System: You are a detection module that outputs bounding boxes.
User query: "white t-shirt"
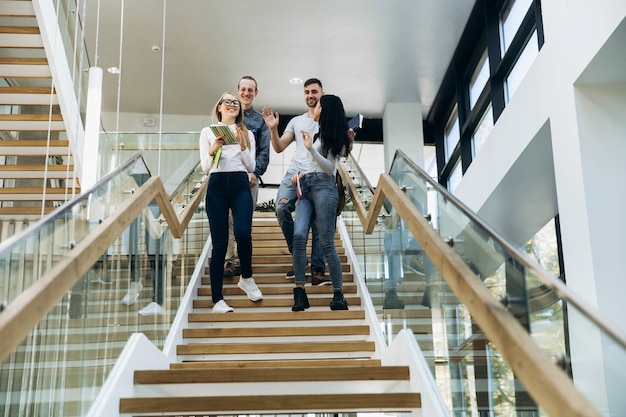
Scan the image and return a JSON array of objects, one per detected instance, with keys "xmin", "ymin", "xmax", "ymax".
[{"xmin": 284, "ymin": 112, "xmax": 319, "ymax": 173}]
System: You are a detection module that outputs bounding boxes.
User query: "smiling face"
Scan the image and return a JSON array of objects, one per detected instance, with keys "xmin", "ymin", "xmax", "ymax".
[
  {"xmin": 304, "ymin": 82, "xmax": 323, "ymax": 110},
  {"xmin": 237, "ymin": 78, "xmax": 257, "ymax": 110},
  {"xmin": 216, "ymin": 93, "xmax": 241, "ymax": 123}
]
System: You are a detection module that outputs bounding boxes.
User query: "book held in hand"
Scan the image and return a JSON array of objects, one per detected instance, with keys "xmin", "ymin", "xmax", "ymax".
[
  {"xmin": 209, "ymin": 124, "xmax": 237, "ymax": 167},
  {"xmin": 348, "ymin": 114, "xmax": 363, "ymax": 131},
  {"xmin": 210, "ymin": 124, "xmax": 238, "ymax": 144}
]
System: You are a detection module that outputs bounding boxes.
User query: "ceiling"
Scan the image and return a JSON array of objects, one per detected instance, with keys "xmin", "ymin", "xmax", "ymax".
[{"xmin": 84, "ymin": 0, "xmax": 475, "ymax": 120}]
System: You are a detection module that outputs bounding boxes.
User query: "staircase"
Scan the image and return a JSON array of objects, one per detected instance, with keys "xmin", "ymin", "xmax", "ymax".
[
  {"xmin": 118, "ymin": 212, "xmax": 423, "ymax": 415},
  {"xmin": 0, "ymin": 0, "xmax": 78, "ymax": 217}
]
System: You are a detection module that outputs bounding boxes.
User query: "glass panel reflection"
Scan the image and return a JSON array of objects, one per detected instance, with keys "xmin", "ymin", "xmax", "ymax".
[
  {"xmin": 341, "ymin": 151, "xmax": 626, "ymax": 416},
  {"xmin": 0, "ymin": 156, "xmax": 208, "ymax": 416}
]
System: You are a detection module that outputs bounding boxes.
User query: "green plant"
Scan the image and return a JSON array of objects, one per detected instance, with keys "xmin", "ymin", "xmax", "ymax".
[{"xmin": 255, "ymin": 199, "xmax": 276, "ymax": 212}]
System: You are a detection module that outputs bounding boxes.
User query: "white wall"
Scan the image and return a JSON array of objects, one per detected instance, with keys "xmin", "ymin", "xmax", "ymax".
[{"xmin": 453, "ymin": 1, "xmax": 626, "ymax": 414}]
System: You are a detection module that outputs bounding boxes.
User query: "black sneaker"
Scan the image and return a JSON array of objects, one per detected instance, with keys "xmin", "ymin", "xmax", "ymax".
[{"xmin": 330, "ymin": 291, "xmax": 349, "ymax": 310}]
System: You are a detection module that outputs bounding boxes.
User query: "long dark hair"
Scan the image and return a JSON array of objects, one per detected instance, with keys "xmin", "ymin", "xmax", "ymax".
[{"xmin": 316, "ymin": 94, "xmax": 350, "ymax": 158}]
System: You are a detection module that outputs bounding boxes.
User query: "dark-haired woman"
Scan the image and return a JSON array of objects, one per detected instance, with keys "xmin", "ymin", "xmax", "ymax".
[
  {"xmin": 199, "ymin": 92, "xmax": 263, "ymax": 313},
  {"xmin": 291, "ymin": 94, "xmax": 352, "ymax": 311}
]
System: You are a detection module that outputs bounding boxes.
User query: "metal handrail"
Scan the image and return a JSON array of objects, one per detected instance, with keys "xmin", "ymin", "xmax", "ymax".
[{"xmin": 391, "ymin": 149, "xmax": 626, "ymax": 350}]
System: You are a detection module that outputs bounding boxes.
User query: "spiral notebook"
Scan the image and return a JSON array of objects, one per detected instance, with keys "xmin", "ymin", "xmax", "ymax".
[{"xmin": 209, "ymin": 124, "xmax": 237, "ymax": 167}]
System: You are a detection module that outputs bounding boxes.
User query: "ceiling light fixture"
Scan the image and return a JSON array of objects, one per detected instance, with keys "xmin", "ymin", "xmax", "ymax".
[
  {"xmin": 151, "ymin": 45, "xmax": 161, "ymax": 52},
  {"xmin": 289, "ymin": 77, "xmax": 303, "ymax": 85},
  {"xmin": 107, "ymin": 66, "xmax": 120, "ymax": 74}
]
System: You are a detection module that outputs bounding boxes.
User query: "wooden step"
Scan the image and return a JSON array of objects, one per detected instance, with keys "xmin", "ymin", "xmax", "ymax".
[
  {"xmin": 192, "ymin": 296, "xmax": 361, "ymax": 309},
  {"xmin": 0, "ymin": 1, "xmax": 36, "ymax": 17},
  {"xmin": 0, "ymin": 86, "xmax": 58, "ymax": 105},
  {"xmin": 0, "ymin": 28, "xmax": 43, "ymax": 48},
  {"xmin": 252, "ymin": 253, "xmax": 348, "ymax": 263},
  {"xmin": 188, "ymin": 310, "xmax": 366, "ymax": 323},
  {"xmin": 177, "ymin": 340, "xmax": 375, "ymax": 356},
  {"xmin": 182, "ymin": 324, "xmax": 370, "ymax": 339},
  {"xmin": 135, "ymin": 365, "xmax": 409, "ymax": 384},
  {"xmin": 0, "ymin": 164, "xmax": 73, "ymax": 179},
  {"xmin": 0, "ymin": 139, "xmax": 69, "ymax": 155},
  {"xmin": 0, "ymin": 113, "xmax": 64, "ymax": 130},
  {"xmin": 120, "ymin": 392, "xmax": 421, "ymax": 415},
  {"xmin": 0, "ymin": 187, "xmax": 79, "ymax": 201},
  {"xmin": 171, "ymin": 358, "xmax": 382, "ymax": 369},
  {"xmin": 0, "ymin": 59, "xmax": 50, "ymax": 77},
  {"xmin": 200, "ymin": 284, "xmax": 357, "ymax": 297},
  {"xmin": 0, "ymin": 206, "xmax": 56, "ymax": 215}
]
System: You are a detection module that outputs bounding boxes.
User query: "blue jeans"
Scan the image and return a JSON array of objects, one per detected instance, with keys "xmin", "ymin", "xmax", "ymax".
[
  {"xmin": 206, "ymin": 172, "xmax": 253, "ymax": 303},
  {"xmin": 275, "ymin": 170, "xmax": 324, "ymax": 272},
  {"xmin": 293, "ymin": 172, "xmax": 342, "ymax": 290}
]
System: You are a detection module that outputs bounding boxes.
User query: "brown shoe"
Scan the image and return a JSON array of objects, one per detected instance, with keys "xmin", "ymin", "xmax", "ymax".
[{"xmin": 311, "ymin": 271, "xmax": 331, "ymax": 286}]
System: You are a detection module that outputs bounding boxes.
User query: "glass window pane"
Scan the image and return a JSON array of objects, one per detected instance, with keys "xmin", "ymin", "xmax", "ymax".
[
  {"xmin": 448, "ymin": 159, "xmax": 463, "ymax": 192},
  {"xmin": 444, "ymin": 106, "xmax": 460, "ymax": 161},
  {"xmin": 500, "ymin": 0, "xmax": 534, "ymax": 55},
  {"xmin": 469, "ymin": 50, "xmax": 489, "ymax": 110},
  {"xmin": 505, "ymin": 30, "xmax": 539, "ymax": 102},
  {"xmin": 472, "ymin": 104, "xmax": 494, "ymax": 157}
]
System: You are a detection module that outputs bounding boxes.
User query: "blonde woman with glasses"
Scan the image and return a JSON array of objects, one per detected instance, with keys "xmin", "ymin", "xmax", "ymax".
[{"xmin": 199, "ymin": 92, "xmax": 263, "ymax": 313}]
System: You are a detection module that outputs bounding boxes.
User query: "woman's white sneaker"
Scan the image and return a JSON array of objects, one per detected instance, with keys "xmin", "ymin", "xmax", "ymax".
[
  {"xmin": 212, "ymin": 299, "xmax": 234, "ymax": 313},
  {"xmin": 238, "ymin": 277, "xmax": 263, "ymax": 301}
]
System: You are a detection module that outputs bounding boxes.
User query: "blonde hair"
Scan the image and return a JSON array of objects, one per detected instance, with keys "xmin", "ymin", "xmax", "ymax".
[{"xmin": 213, "ymin": 92, "xmax": 251, "ymax": 150}]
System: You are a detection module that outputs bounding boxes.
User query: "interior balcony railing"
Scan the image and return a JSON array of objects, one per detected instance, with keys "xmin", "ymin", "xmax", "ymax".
[
  {"xmin": 338, "ymin": 149, "xmax": 626, "ymax": 417},
  {"xmin": 0, "ymin": 153, "xmax": 209, "ymax": 416},
  {"xmin": 1, "ymin": 146, "xmax": 625, "ymax": 416}
]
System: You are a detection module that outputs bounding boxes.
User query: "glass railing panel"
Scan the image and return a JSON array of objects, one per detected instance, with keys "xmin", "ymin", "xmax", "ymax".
[
  {"xmin": 384, "ymin": 150, "xmax": 626, "ymax": 416},
  {"xmin": 0, "ymin": 156, "xmax": 209, "ymax": 416},
  {"xmin": 343, "ymin": 155, "xmax": 374, "ymax": 210},
  {"xmin": 99, "ymin": 132, "xmax": 200, "ymax": 193},
  {"xmin": 0, "ymin": 156, "xmax": 146, "ymax": 307}
]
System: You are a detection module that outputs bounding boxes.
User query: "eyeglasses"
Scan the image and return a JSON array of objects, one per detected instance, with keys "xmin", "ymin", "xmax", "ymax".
[{"xmin": 221, "ymin": 99, "xmax": 240, "ymax": 107}]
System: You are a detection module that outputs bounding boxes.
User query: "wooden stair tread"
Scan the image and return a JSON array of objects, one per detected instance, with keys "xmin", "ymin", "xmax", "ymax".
[
  {"xmin": 0, "ymin": 86, "xmax": 55, "ymax": 94},
  {"xmin": 0, "ymin": 1, "xmax": 35, "ymax": 17},
  {"xmin": 189, "ymin": 310, "xmax": 365, "ymax": 322},
  {"xmin": 135, "ymin": 365, "xmax": 409, "ymax": 384},
  {"xmin": 177, "ymin": 340, "xmax": 375, "ymax": 355},
  {"xmin": 0, "ymin": 26, "xmax": 40, "ymax": 34},
  {"xmin": 171, "ymin": 358, "xmax": 382, "ymax": 369},
  {"xmin": 0, "ymin": 206, "xmax": 55, "ymax": 215},
  {"xmin": 0, "ymin": 187, "xmax": 79, "ymax": 194},
  {"xmin": 199, "ymin": 284, "xmax": 356, "ymax": 296},
  {"xmin": 0, "ymin": 139, "xmax": 67, "ymax": 146},
  {"xmin": 120, "ymin": 393, "xmax": 421, "ymax": 414},
  {"xmin": 0, "ymin": 113, "xmax": 62, "ymax": 121},
  {"xmin": 0, "ymin": 57, "xmax": 46, "ymax": 65},
  {"xmin": 0, "ymin": 164, "xmax": 72, "ymax": 171},
  {"xmin": 192, "ymin": 296, "xmax": 361, "ymax": 308},
  {"xmin": 182, "ymin": 324, "xmax": 370, "ymax": 338}
]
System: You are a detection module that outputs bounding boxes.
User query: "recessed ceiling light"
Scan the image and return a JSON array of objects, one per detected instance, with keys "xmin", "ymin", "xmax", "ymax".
[
  {"xmin": 107, "ymin": 67, "xmax": 120, "ymax": 74},
  {"xmin": 289, "ymin": 77, "xmax": 303, "ymax": 85}
]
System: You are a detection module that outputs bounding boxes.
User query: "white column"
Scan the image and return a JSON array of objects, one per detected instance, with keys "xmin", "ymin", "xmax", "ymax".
[
  {"xmin": 82, "ymin": 67, "xmax": 103, "ymax": 190},
  {"xmin": 382, "ymin": 103, "xmax": 424, "ymax": 172}
]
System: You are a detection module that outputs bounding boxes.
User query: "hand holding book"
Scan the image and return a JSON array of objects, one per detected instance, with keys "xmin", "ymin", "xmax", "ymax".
[{"xmin": 209, "ymin": 124, "xmax": 237, "ymax": 167}]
